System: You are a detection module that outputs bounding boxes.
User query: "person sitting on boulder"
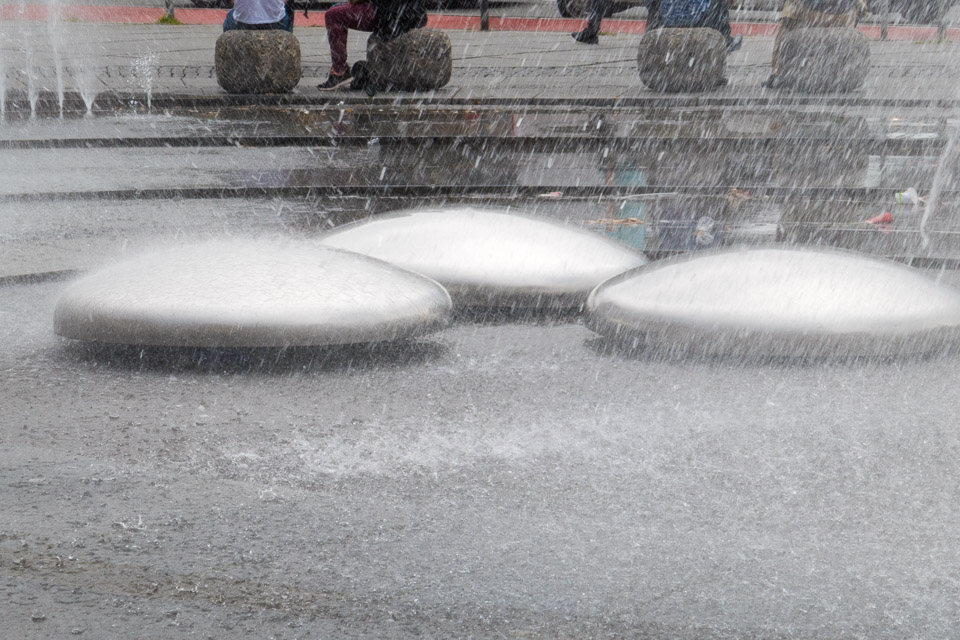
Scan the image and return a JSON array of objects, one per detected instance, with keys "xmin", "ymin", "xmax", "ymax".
[
  {"xmin": 763, "ymin": 0, "xmax": 864, "ymax": 89},
  {"xmin": 223, "ymin": 0, "xmax": 294, "ymax": 32},
  {"xmin": 319, "ymin": 0, "xmax": 428, "ymax": 90},
  {"xmin": 573, "ymin": 0, "xmax": 742, "ymax": 53}
]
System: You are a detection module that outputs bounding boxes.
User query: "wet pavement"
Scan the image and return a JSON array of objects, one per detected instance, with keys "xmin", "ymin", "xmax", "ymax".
[{"xmin": 6, "ymin": 274, "xmax": 960, "ymax": 638}]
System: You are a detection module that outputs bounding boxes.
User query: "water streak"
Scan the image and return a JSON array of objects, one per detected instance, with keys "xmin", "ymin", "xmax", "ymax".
[
  {"xmin": 921, "ymin": 129, "xmax": 957, "ymax": 251},
  {"xmin": 0, "ymin": 37, "xmax": 6, "ymax": 119},
  {"xmin": 19, "ymin": 0, "xmax": 38, "ymax": 117},
  {"xmin": 45, "ymin": 0, "xmax": 65, "ymax": 117}
]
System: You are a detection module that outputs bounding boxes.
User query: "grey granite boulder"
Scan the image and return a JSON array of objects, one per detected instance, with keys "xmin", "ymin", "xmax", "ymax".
[
  {"xmin": 367, "ymin": 28, "xmax": 453, "ymax": 92},
  {"xmin": 777, "ymin": 28, "xmax": 870, "ymax": 93},
  {"xmin": 637, "ymin": 28, "xmax": 726, "ymax": 93},
  {"xmin": 215, "ymin": 30, "xmax": 301, "ymax": 94}
]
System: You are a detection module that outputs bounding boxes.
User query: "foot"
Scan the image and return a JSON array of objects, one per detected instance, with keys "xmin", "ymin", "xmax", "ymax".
[
  {"xmin": 762, "ymin": 74, "xmax": 784, "ymax": 89},
  {"xmin": 318, "ymin": 70, "xmax": 352, "ymax": 91},
  {"xmin": 726, "ymin": 34, "xmax": 742, "ymax": 54},
  {"xmin": 572, "ymin": 30, "xmax": 599, "ymax": 44},
  {"xmin": 716, "ymin": 76, "xmax": 729, "ymax": 86}
]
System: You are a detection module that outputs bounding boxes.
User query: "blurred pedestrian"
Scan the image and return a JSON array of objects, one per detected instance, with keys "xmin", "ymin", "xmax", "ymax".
[
  {"xmin": 763, "ymin": 0, "xmax": 860, "ymax": 88},
  {"xmin": 571, "ymin": 0, "xmax": 620, "ymax": 44},
  {"xmin": 223, "ymin": 0, "xmax": 295, "ymax": 32},
  {"xmin": 575, "ymin": 0, "xmax": 741, "ymax": 52}
]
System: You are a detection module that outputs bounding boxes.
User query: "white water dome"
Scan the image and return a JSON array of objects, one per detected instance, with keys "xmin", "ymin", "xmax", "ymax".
[
  {"xmin": 317, "ymin": 207, "xmax": 647, "ymax": 309},
  {"xmin": 54, "ymin": 239, "xmax": 452, "ymax": 347},
  {"xmin": 587, "ymin": 248, "xmax": 960, "ymax": 358}
]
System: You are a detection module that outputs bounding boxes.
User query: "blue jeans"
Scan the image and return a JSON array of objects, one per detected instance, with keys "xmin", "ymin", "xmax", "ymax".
[{"xmin": 223, "ymin": 7, "xmax": 294, "ymax": 32}]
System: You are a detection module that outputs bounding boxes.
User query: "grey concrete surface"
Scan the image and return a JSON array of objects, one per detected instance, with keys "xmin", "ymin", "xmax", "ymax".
[{"xmin": 4, "ymin": 20, "xmax": 960, "ymax": 105}]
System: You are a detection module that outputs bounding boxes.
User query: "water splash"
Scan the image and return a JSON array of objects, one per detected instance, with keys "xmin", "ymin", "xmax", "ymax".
[
  {"xmin": 921, "ymin": 129, "xmax": 957, "ymax": 251},
  {"xmin": 75, "ymin": 61, "xmax": 98, "ymax": 116},
  {"xmin": 0, "ymin": 36, "xmax": 6, "ymax": 119},
  {"xmin": 18, "ymin": 0, "xmax": 38, "ymax": 117},
  {"xmin": 45, "ymin": 0, "xmax": 65, "ymax": 117},
  {"xmin": 133, "ymin": 53, "xmax": 156, "ymax": 112}
]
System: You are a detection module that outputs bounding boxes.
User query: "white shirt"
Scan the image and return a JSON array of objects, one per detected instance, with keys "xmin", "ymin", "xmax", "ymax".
[{"xmin": 233, "ymin": 0, "xmax": 286, "ymax": 24}]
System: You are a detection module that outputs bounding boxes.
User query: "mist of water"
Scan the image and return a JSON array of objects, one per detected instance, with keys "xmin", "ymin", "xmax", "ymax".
[
  {"xmin": 133, "ymin": 53, "xmax": 156, "ymax": 112},
  {"xmin": 0, "ymin": 37, "xmax": 6, "ymax": 119},
  {"xmin": 75, "ymin": 61, "xmax": 97, "ymax": 116},
  {"xmin": 18, "ymin": 0, "xmax": 38, "ymax": 118},
  {"xmin": 921, "ymin": 129, "xmax": 957, "ymax": 251},
  {"xmin": 45, "ymin": 0, "xmax": 65, "ymax": 117}
]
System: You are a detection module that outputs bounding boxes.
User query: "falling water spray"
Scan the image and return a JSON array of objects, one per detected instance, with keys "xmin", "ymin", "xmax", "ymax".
[
  {"xmin": 0, "ymin": 36, "xmax": 6, "ymax": 119},
  {"xmin": 921, "ymin": 129, "xmax": 956, "ymax": 251},
  {"xmin": 45, "ymin": 0, "xmax": 65, "ymax": 117}
]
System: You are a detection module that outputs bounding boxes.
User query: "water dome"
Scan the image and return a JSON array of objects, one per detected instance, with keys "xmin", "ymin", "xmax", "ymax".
[
  {"xmin": 587, "ymin": 248, "xmax": 960, "ymax": 358},
  {"xmin": 54, "ymin": 239, "xmax": 452, "ymax": 347},
  {"xmin": 317, "ymin": 207, "xmax": 647, "ymax": 309}
]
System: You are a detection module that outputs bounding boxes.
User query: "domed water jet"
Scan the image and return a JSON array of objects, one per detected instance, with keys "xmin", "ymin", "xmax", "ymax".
[
  {"xmin": 318, "ymin": 207, "xmax": 648, "ymax": 310},
  {"xmin": 587, "ymin": 248, "xmax": 960, "ymax": 358},
  {"xmin": 54, "ymin": 239, "xmax": 452, "ymax": 347}
]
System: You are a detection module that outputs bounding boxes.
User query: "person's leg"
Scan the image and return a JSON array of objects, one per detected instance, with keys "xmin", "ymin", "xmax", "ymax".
[
  {"xmin": 324, "ymin": 2, "xmax": 378, "ymax": 76},
  {"xmin": 697, "ymin": 0, "xmax": 731, "ymax": 41},
  {"xmin": 645, "ymin": 0, "xmax": 661, "ymax": 31},
  {"xmin": 767, "ymin": 1, "xmax": 802, "ymax": 84},
  {"xmin": 770, "ymin": 7, "xmax": 854, "ymax": 78},
  {"xmin": 717, "ymin": 0, "xmax": 742, "ymax": 52},
  {"xmin": 572, "ymin": 0, "xmax": 608, "ymax": 43},
  {"xmin": 280, "ymin": 6, "xmax": 294, "ymax": 32},
  {"xmin": 223, "ymin": 8, "xmax": 240, "ymax": 32}
]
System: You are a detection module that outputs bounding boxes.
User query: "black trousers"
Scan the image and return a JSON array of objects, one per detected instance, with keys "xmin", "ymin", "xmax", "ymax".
[{"xmin": 584, "ymin": 0, "xmax": 731, "ymax": 42}]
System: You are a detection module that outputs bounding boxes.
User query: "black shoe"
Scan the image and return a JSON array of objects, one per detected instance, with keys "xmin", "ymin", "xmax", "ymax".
[
  {"xmin": 318, "ymin": 71, "xmax": 352, "ymax": 91},
  {"xmin": 572, "ymin": 30, "xmax": 599, "ymax": 44},
  {"xmin": 348, "ymin": 60, "xmax": 369, "ymax": 91},
  {"xmin": 762, "ymin": 74, "xmax": 784, "ymax": 89},
  {"xmin": 726, "ymin": 34, "xmax": 742, "ymax": 54},
  {"xmin": 716, "ymin": 76, "xmax": 729, "ymax": 86}
]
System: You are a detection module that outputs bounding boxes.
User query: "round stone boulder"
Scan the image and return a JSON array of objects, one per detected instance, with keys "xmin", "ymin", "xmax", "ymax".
[
  {"xmin": 54, "ymin": 239, "xmax": 452, "ymax": 347},
  {"xmin": 318, "ymin": 207, "xmax": 647, "ymax": 310},
  {"xmin": 367, "ymin": 29, "xmax": 453, "ymax": 92},
  {"xmin": 637, "ymin": 28, "xmax": 726, "ymax": 93},
  {"xmin": 777, "ymin": 27, "xmax": 870, "ymax": 93},
  {"xmin": 215, "ymin": 30, "xmax": 301, "ymax": 94},
  {"xmin": 587, "ymin": 247, "xmax": 960, "ymax": 358}
]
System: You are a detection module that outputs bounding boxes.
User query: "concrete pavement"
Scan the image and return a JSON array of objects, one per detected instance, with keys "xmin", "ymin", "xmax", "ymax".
[{"xmin": 3, "ymin": 9, "xmax": 960, "ymax": 108}]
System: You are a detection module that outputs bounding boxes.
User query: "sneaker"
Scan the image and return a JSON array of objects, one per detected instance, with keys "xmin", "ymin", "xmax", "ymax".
[
  {"xmin": 318, "ymin": 70, "xmax": 352, "ymax": 91},
  {"xmin": 572, "ymin": 30, "xmax": 599, "ymax": 44},
  {"xmin": 726, "ymin": 34, "xmax": 743, "ymax": 54},
  {"xmin": 762, "ymin": 74, "xmax": 784, "ymax": 89}
]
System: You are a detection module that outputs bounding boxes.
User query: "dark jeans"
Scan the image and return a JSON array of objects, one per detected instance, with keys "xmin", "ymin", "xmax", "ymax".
[{"xmin": 584, "ymin": 0, "xmax": 731, "ymax": 43}]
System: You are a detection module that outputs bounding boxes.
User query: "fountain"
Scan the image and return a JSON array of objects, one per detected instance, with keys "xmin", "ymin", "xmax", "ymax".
[
  {"xmin": 319, "ymin": 206, "xmax": 648, "ymax": 309},
  {"xmin": 0, "ymin": 34, "xmax": 6, "ymax": 118},
  {"xmin": 4, "ymin": 6, "xmax": 960, "ymax": 639},
  {"xmin": 44, "ymin": 0, "xmax": 64, "ymax": 117},
  {"xmin": 587, "ymin": 247, "xmax": 960, "ymax": 358},
  {"xmin": 54, "ymin": 239, "xmax": 453, "ymax": 347}
]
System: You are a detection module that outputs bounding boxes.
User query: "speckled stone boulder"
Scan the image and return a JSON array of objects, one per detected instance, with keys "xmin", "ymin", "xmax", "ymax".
[
  {"xmin": 215, "ymin": 30, "xmax": 301, "ymax": 94},
  {"xmin": 637, "ymin": 28, "xmax": 726, "ymax": 93},
  {"xmin": 777, "ymin": 28, "xmax": 870, "ymax": 93},
  {"xmin": 367, "ymin": 29, "xmax": 453, "ymax": 92}
]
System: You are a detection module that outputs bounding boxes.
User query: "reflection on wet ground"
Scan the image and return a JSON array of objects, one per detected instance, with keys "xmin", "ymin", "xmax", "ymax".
[{"xmin": 4, "ymin": 104, "xmax": 960, "ymax": 267}]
